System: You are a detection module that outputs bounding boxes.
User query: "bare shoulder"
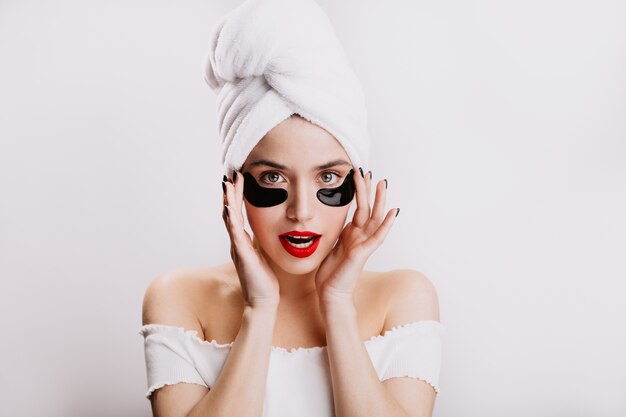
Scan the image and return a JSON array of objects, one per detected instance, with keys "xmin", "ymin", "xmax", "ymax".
[
  {"xmin": 141, "ymin": 263, "xmax": 241, "ymax": 338},
  {"xmin": 365, "ymin": 269, "xmax": 440, "ymax": 331}
]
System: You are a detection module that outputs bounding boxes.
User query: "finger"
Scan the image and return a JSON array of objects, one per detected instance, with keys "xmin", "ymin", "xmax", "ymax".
[
  {"xmin": 223, "ymin": 181, "xmax": 248, "ymax": 245},
  {"xmin": 221, "ymin": 178, "xmax": 230, "ymax": 229},
  {"xmin": 224, "ymin": 202, "xmax": 252, "ymax": 249},
  {"xmin": 221, "ymin": 204, "xmax": 235, "ymax": 245},
  {"xmin": 222, "ymin": 178, "xmax": 229, "ymax": 205},
  {"xmin": 230, "ymin": 171, "xmax": 244, "ymax": 218},
  {"xmin": 232, "ymin": 170, "xmax": 244, "ymax": 217},
  {"xmin": 352, "ymin": 167, "xmax": 370, "ymax": 227},
  {"xmin": 361, "ymin": 207, "xmax": 399, "ymax": 255},
  {"xmin": 224, "ymin": 175, "xmax": 244, "ymax": 224},
  {"xmin": 369, "ymin": 179, "xmax": 387, "ymax": 227},
  {"xmin": 221, "ymin": 202, "xmax": 229, "ymax": 230},
  {"xmin": 365, "ymin": 170, "xmax": 372, "ymax": 205}
]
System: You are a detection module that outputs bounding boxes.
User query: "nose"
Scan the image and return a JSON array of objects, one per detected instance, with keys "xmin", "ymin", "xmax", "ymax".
[{"xmin": 285, "ymin": 180, "xmax": 315, "ymax": 223}]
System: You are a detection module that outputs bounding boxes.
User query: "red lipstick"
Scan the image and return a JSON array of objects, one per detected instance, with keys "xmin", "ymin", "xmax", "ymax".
[{"xmin": 278, "ymin": 231, "xmax": 322, "ymax": 258}]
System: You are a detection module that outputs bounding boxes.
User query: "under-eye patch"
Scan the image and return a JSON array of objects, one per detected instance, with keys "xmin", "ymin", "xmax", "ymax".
[
  {"xmin": 242, "ymin": 172, "xmax": 288, "ymax": 207},
  {"xmin": 242, "ymin": 169, "xmax": 356, "ymax": 208},
  {"xmin": 316, "ymin": 169, "xmax": 355, "ymax": 206}
]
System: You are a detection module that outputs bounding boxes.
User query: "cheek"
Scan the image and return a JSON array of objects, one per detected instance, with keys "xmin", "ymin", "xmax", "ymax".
[
  {"xmin": 323, "ymin": 206, "xmax": 350, "ymax": 235},
  {"xmin": 245, "ymin": 204, "xmax": 279, "ymax": 239}
]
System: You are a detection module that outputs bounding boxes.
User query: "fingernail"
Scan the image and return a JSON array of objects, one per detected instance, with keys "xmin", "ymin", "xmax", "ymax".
[
  {"xmin": 222, "ymin": 175, "xmax": 227, "ymax": 182},
  {"xmin": 359, "ymin": 167, "xmax": 364, "ymax": 178},
  {"xmin": 221, "ymin": 181, "xmax": 226, "ymax": 194},
  {"xmin": 233, "ymin": 171, "xmax": 238, "ymax": 183},
  {"xmin": 369, "ymin": 171, "xmax": 372, "ymax": 179},
  {"xmin": 224, "ymin": 205, "xmax": 229, "ymax": 218},
  {"xmin": 384, "ymin": 179, "xmax": 388, "ymax": 189},
  {"xmin": 395, "ymin": 208, "xmax": 400, "ymax": 217}
]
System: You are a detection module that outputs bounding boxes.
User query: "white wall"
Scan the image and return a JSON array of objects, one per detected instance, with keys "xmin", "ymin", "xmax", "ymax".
[{"xmin": 1, "ymin": 1, "xmax": 624, "ymax": 416}]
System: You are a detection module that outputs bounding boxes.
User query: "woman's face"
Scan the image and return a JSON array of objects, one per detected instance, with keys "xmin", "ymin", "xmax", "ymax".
[{"xmin": 241, "ymin": 115, "xmax": 354, "ymax": 275}]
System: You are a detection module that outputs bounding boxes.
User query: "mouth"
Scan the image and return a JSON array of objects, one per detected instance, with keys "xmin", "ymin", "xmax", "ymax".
[{"xmin": 278, "ymin": 231, "xmax": 322, "ymax": 258}]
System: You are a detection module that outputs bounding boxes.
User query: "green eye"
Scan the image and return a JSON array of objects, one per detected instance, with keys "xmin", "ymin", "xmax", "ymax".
[
  {"xmin": 261, "ymin": 172, "xmax": 282, "ymax": 184},
  {"xmin": 320, "ymin": 172, "xmax": 337, "ymax": 184}
]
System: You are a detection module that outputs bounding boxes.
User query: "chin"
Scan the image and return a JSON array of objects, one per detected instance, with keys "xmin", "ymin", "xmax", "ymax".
[
  {"xmin": 274, "ymin": 255, "xmax": 321, "ymax": 276},
  {"xmin": 264, "ymin": 241, "xmax": 333, "ymax": 276}
]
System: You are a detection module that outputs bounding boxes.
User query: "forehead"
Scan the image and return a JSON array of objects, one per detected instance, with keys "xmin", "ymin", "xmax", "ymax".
[{"xmin": 245, "ymin": 115, "xmax": 350, "ymax": 167}]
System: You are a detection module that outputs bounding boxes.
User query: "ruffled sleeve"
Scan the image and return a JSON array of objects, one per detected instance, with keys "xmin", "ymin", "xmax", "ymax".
[
  {"xmin": 139, "ymin": 324, "xmax": 210, "ymax": 399},
  {"xmin": 365, "ymin": 320, "xmax": 444, "ymax": 394}
]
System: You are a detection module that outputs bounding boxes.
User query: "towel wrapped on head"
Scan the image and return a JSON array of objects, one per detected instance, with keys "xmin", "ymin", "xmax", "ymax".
[{"xmin": 203, "ymin": 0, "xmax": 370, "ymax": 174}]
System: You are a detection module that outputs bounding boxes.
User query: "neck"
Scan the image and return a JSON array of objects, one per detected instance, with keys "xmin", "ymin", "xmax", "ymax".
[
  {"xmin": 245, "ymin": 234, "xmax": 321, "ymax": 302},
  {"xmin": 260, "ymin": 247, "xmax": 320, "ymax": 302}
]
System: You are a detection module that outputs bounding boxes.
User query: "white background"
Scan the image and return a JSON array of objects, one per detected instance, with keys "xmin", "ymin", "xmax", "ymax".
[{"xmin": 1, "ymin": 1, "xmax": 625, "ymax": 416}]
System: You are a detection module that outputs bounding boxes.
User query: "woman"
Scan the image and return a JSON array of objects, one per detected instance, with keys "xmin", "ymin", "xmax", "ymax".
[{"xmin": 140, "ymin": 1, "xmax": 443, "ymax": 417}]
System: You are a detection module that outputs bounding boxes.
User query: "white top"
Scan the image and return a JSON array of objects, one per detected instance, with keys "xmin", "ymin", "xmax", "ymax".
[{"xmin": 139, "ymin": 320, "xmax": 444, "ymax": 417}]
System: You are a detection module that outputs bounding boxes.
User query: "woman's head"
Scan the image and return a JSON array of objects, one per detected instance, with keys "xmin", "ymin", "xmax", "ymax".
[
  {"xmin": 205, "ymin": 0, "xmax": 370, "ymax": 176},
  {"xmin": 241, "ymin": 114, "xmax": 355, "ymax": 275}
]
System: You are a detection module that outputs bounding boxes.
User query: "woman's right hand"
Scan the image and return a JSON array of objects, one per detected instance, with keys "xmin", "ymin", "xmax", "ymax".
[{"xmin": 222, "ymin": 172, "xmax": 280, "ymax": 310}]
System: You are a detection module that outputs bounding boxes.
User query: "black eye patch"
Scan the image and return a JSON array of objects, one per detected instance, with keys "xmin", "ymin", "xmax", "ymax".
[
  {"xmin": 316, "ymin": 169, "xmax": 355, "ymax": 206},
  {"xmin": 242, "ymin": 172, "xmax": 288, "ymax": 207},
  {"xmin": 242, "ymin": 169, "xmax": 355, "ymax": 208}
]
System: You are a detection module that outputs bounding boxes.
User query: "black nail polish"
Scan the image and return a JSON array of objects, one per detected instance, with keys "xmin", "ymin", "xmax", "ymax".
[
  {"xmin": 369, "ymin": 171, "xmax": 372, "ymax": 180},
  {"xmin": 224, "ymin": 205, "xmax": 229, "ymax": 218},
  {"xmin": 233, "ymin": 171, "xmax": 238, "ymax": 182},
  {"xmin": 222, "ymin": 181, "xmax": 226, "ymax": 194},
  {"xmin": 222, "ymin": 175, "xmax": 227, "ymax": 182},
  {"xmin": 384, "ymin": 179, "xmax": 388, "ymax": 189},
  {"xmin": 359, "ymin": 167, "xmax": 364, "ymax": 178},
  {"xmin": 395, "ymin": 208, "xmax": 400, "ymax": 217}
]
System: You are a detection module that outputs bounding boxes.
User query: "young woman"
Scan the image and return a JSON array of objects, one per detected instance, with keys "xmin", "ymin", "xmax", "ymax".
[{"xmin": 140, "ymin": 1, "xmax": 443, "ymax": 417}]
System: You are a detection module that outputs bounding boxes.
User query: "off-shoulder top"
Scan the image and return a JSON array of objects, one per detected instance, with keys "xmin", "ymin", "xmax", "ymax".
[{"xmin": 139, "ymin": 320, "xmax": 444, "ymax": 417}]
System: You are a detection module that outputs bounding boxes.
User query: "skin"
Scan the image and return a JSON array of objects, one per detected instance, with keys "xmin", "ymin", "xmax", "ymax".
[
  {"xmin": 235, "ymin": 114, "xmax": 381, "ymax": 305},
  {"xmin": 142, "ymin": 114, "xmax": 441, "ymax": 417}
]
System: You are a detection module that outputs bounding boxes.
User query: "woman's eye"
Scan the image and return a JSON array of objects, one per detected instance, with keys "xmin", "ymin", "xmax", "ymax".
[
  {"xmin": 320, "ymin": 172, "xmax": 338, "ymax": 184},
  {"xmin": 261, "ymin": 172, "xmax": 283, "ymax": 184}
]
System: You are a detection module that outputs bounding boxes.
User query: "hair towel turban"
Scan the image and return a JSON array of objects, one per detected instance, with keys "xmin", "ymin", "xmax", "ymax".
[{"xmin": 203, "ymin": 0, "xmax": 370, "ymax": 174}]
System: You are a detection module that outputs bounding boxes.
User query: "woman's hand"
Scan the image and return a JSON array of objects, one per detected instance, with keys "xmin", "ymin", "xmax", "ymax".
[
  {"xmin": 222, "ymin": 172, "xmax": 280, "ymax": 310},
  {"xmin": 315, "ymin": 169, "xmax": 399, "ymax": 309}
]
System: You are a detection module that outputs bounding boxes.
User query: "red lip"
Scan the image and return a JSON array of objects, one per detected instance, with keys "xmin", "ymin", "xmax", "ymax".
[
  {"xmin": 278, "ymin": 230, "xmax": 322, "ymax": 258},
  {"xmin": 278, "ymin": 231, "xmax": 321, "ymax": 237}
]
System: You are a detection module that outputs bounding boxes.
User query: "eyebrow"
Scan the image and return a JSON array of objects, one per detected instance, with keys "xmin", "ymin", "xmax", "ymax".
[{"xmin": 248, "ymin": 159, "xmax": 352, "ymax": 170}]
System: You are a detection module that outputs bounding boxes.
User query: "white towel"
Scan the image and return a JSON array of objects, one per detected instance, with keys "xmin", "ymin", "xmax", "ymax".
[{"xmin": 203, "ymin": 0, "xmax": 370, "ymax": 174}]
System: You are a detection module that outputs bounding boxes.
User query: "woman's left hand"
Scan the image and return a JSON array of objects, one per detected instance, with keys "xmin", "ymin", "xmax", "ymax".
[{"xmin": 315, "ymin": 169, "xmax": 399, "ymax": 309}]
